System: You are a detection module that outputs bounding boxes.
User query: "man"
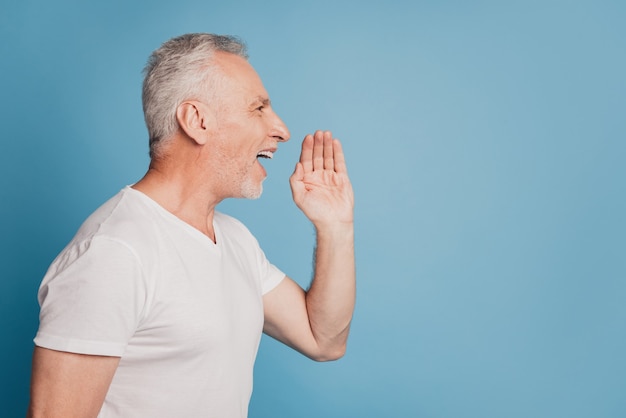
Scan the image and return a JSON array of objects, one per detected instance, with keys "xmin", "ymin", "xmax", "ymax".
[{"xmin": 27, "ymin": 33, "xmax": 355, "ymax": 417}]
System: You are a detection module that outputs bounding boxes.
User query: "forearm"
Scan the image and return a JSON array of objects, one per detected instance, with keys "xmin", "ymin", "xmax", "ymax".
[
  {"xmin": 305, "ymin": 222, "xmax": 356, "ymax": 358},
  {"xmin": 279, "ymin": 130, "xmax": 355, "ymax": 360}
]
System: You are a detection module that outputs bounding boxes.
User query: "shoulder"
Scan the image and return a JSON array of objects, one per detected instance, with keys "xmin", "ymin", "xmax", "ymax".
[
  {"xmin": 75, "ymin": 187, "xmax": 165, "ymax": 243},
  {"xmin": 52, "ymin": 187, "xmax": 171, "ymax": 270},
  {"xmin": 46, "ymin": 188, "xmax": 152, "ymax": 272}
]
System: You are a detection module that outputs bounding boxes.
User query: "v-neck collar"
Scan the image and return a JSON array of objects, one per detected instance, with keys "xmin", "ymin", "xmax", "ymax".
[{"xmin": 125, "ymin": 186, "xmax": 221, "ymax": 250}]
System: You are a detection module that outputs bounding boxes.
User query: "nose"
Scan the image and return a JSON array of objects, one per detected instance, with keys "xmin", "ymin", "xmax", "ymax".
[{"xmin": 269, "ymin": 111, "xmax": 290, "ymax": 143}]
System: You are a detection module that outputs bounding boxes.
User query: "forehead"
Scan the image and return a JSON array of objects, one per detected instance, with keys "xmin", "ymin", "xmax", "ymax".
[{"xmin": 212, "ymin": 51, "xmax": 268, "ymax": 103}]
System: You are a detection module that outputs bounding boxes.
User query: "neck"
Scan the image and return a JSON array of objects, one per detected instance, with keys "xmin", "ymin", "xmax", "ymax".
[{"xmin": 132, "ymin": 163, "xmax": 221, "ymax": 242}]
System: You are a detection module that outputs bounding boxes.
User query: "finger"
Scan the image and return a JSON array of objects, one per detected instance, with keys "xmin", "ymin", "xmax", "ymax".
[
  {"xmin": 289, "ymin": 162, "xmax": 304, "ymax": 186},
  {"xmin": 289, "ymin": 162, "xmax": 306, "ymax": 197},
  {"xmin": 300, "ymin": 134, "xmax": 314, "ymax": 173},
  {"xmin": 323, "ymin": 131, "xmax": 334, "ymax": 171},
  {"xmin": 332, "ymin": 139, "xmax": 348, "ymax": 174},
  {"xmin": 312, "ymin": 130, "xmax": 325, "ymax": 171}
]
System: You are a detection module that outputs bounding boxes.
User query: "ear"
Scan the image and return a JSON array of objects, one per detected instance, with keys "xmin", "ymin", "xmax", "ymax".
[{"xmin": 176, "ymin": 101, "xmax": 213, "ymax": 145}]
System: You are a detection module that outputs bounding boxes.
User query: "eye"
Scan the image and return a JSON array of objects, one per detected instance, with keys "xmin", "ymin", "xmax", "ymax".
[{"xmin": 256, "ymin": 105, "xmax": 265, "ymax": 112}]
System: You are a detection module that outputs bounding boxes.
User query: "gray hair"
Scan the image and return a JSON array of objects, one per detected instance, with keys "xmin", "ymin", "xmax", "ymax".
[{"xmin": 142, "ymin": 33, "xmax": 248, "ymax": 159}]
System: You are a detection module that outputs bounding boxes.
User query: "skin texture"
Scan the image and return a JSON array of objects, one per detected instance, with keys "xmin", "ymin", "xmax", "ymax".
[
  {"xmin": 28, "ymin": 350, "xmax": 120, "ymax": 418},
  {"xmin": 27, "ymin": 51, "xmax": 355, "ymax": 417},
  {"xmin": 264, "ymin": 131, "xmax": 355, "ymax": 361}
]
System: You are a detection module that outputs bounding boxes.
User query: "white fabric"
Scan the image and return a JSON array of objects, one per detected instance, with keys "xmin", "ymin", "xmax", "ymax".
[{"xmin": 34, "ymin": 186, "xmax": 285, "ymax": 418}]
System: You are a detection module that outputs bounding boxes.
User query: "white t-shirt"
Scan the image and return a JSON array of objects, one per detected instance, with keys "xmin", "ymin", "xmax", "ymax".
[{"xmin": 35, "ymin": 186, "xmax": 285, "ymax": 418}]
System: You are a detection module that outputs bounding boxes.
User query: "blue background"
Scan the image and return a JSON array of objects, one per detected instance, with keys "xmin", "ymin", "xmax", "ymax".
[{"xmin": 2, "ymin": 1, "xmax": 625, "ymax": 417}]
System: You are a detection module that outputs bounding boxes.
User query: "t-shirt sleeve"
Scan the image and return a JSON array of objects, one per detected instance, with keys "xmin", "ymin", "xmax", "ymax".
[
  {"xmin": 34, "ymin": 236, "xmax": 146, "ymax": 356},
  {"xmin": 250, "ymin": 233, "xmax": 284, "ymax": 295},
  {"xmin": 259, "ymin": 256, "xmax": 286, "ymax": 295}
]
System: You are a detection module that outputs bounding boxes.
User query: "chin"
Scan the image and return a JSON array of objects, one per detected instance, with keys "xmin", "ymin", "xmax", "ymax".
[{"xmin": 240, "ymin": 184, "xmax": 263, "ymax": 200}]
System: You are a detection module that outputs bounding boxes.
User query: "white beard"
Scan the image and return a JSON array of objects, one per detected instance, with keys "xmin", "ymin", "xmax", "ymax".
[
  {"xmin": 215, "ymin": 159, "xmax": 264, "ymax": 199},
  {"xmin": 240, "ymin": 176, "xmax": 263, "ymax": 199}
]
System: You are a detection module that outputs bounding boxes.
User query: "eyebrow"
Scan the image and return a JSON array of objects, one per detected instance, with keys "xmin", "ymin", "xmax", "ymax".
[{"xmin": 250, "ymin": 96, "xmax": 271, "ymax": 107}]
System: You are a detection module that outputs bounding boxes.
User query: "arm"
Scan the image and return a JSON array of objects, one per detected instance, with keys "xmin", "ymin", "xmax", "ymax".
[
  {"xmin": 27, "ymin": 346, "xmax": 120, "ymax": 418},
  {"xmin": 263, "ymin": 130, "xmax": 355, "ymax": 361}
]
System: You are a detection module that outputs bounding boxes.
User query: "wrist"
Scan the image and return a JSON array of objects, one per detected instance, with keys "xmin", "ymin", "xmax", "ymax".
[{"xmin": 314, "ymin": 221, "xmax": 354, "ymax": 241}]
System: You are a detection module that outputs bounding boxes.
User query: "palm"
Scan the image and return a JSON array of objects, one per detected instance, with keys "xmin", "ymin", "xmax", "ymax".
[{"xmin": 290, "ymin": 131, "xmax": 354, "ymax": 226}]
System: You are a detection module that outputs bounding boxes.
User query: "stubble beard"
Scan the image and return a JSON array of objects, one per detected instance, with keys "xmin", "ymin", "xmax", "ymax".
[
  {"xmin": 214, "ymin": 147, "xmax": 264, "ymax": 199},
  {"xmin": 236, "ymin": 157, "xmax": 266, "ymax": 199},
  {"xmin": 240, "ymin": 175, "xmax": 263, "ymax": 199},
  {"xmin": 224, "ymin": 161, "xmax": 264, "ymax": 200}
]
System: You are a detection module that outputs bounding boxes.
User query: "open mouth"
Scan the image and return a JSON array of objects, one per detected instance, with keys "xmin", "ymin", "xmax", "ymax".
[{"xmin": 256, "ymin": 150, "xmax": 274, "ymax": 159}]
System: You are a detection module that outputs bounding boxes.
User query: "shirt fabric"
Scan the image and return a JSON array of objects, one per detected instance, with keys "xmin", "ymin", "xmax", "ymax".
[{"xmin": 34, "ymin": 186, "xmax": 285, "ymax": 417}]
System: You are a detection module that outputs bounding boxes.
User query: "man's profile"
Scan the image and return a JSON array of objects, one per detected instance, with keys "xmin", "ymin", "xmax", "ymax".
[{"xmin": 27, "ymin": 33, "xmax": 355, "ymax": 418}]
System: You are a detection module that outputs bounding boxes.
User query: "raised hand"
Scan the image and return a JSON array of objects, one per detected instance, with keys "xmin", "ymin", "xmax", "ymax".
[
  {"xmin": 264, "ymin": 130, "xmax": 355, "ymax": 361},
  {"xmin": 289, "ymin": 130, "xmax": 354, "ymax": 228}
]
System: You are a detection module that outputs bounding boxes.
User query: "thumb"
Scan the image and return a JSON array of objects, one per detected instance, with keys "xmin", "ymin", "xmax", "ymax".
[{"xmin": 289, "ymin": 162, "xmax": 305, "ymax": 194}]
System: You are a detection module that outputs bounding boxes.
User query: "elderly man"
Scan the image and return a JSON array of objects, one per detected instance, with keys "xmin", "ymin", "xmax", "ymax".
[{"xmin": 27, "ymin": 33, "xmax": 355, "ymax": 417}]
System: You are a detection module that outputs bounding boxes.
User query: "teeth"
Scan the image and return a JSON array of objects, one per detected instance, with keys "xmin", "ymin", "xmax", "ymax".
[{"xmin": 257, "ymin": 151, "xmax": 274, "ymax": 159}]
